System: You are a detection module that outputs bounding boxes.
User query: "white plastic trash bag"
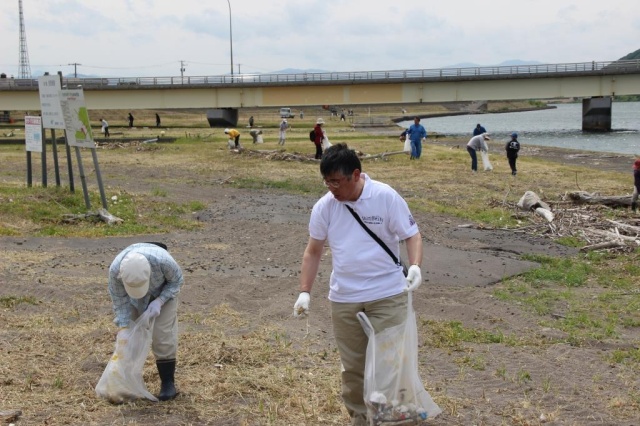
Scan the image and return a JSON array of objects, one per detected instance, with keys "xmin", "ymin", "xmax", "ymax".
[
  {"xmin": 403, "ymin": 136, "xmax": 411, "ymax": 153},
  {"xmin": 322, "ymin": 136, "xmax": 332, "ymax": 150},
  {"xmin": 95, "ymin": 311, "xmax": 158, "ymax": 403},
  {"xmin": 256, "ymin": 134, "xmax": 264, "ymax": 144},
  {"xmin": 480, "ymin": 150, "xmax": 493, "ymax": 171},
  {"xmin": 357, "ymin": 292, "xmax": 441, "ymax": 423},
  {"xmin": 227, "ymin": 139, "xmax": 235, "ymax": 149}
]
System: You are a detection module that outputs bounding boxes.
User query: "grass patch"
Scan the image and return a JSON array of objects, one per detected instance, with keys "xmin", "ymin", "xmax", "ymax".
[
  {"xmin": 495, "ymin": 251, "xmax": 640, "ymax": 347},
  {"xmin": 422, "ymin": 320, "xmax": 523, "ymax": 349},
  {"xmin": 0, "ymin": 295, "xmax": 39, "ymax": 308}
]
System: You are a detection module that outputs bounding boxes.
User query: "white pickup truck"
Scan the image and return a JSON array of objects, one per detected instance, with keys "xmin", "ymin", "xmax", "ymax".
[{"xmin": 279, "ymin": 107, "xmax": 295, "ymax": 118}]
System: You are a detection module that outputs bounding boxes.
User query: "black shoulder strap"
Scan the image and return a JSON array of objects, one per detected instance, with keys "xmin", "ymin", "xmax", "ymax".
[{"xmin": 345, "ymin": 205, "xmax": 401, "ymax": 266}]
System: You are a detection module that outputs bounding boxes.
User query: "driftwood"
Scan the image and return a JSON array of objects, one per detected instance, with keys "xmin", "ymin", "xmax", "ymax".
[
  {"xmin": 360, "ymin": 150, "xmax": 409, "ymax": 161},
  {"xmin": 568, "ymin": 191, "xmax": 632, "ymax": 208},
  {"xmin": 579, "ymin": 241, "xmax": 625, "ymax": 252},
  {"xmin": 62, "ymin": 208, "xmax": 123, "ymax": 225},
  {"xmin": 233, "ymin": 148, "xmax": 411, "ymax": 162},
  {"xmin": 0, "ymin": 410, "xmax": 22, "ymax": 422},
  {"xmin": 583, "ymin": 228, "xmax": 639, "ymax": 242},
  {"xmin": 605, "ymin": 219, "xmax": 640, "ymax": 236}
]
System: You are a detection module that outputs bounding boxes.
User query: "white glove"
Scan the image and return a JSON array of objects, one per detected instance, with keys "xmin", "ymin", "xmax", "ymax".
[
  {"xmin": 293, "ymin": 292, "xmax": 310, "ymax": 318},
  {"xmin": 146, "ymin": 299, "xmax": 164, "ymax": 318},
  {"xmin": 405, "ymin": 265, "xmax": 422, "ymax": 292}
]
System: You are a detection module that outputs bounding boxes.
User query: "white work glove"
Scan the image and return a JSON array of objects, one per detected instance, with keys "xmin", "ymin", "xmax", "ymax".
[
  {"xmin": 405, "ymin": 265, "xmax": 422, "ymax": 292},
  {"xmin": 293, "ymin": 292, "xmax": 310, "ymax": 318},
  {"xmin": 146, "ymin": 299, "xmax": 164, "ymax": 318}
]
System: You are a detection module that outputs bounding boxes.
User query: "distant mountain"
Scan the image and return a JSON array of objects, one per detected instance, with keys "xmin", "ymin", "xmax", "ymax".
[
  {"xmin": 444, "ymin": 60, "xmax": 543, "ymax": 68},
  {"xmin": 619, "ymin": 48, "xmax": 640, "ymax": 60},
  {"xmin": 267, "ymin": 68, "xmax": 329, "ymax": 74}
]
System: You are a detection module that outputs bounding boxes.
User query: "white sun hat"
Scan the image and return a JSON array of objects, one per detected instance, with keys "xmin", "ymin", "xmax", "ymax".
[{"xmin": 119, "ymin": 252, "xmax": 151, "ymax": 299}]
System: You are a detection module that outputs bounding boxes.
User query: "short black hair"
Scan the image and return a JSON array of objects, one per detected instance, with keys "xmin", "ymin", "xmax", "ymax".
[{"xmin": 320, "ymin": 143, "xmax": 361, "ymax": 178}]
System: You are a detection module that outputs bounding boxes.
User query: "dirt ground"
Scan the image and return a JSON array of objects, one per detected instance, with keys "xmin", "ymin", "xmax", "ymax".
[{"xmin": 1, "ymin": 132, "xmax": 639, "ymax": 425}]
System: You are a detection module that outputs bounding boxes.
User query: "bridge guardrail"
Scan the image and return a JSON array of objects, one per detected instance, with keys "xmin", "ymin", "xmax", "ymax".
[{"xmin": 1, "ymin": 60, "xmax": 639, "ymax": 90}]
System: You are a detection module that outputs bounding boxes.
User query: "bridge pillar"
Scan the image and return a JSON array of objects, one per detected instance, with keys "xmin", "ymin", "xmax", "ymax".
[
  {"xmin": 582, "ymin": 96, "xmax": 612, "ymax": 132},
  {"xmin": 206, "ymin": 108, "xmax": 238, "ymax": 127}
]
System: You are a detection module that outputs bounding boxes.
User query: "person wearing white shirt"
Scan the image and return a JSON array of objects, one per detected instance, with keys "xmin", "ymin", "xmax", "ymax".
[
  {"xmin": 293, "ymin": 143, "xmax": 424, "ymax": 425},
  {"xmin": 278, "ymin": 119, "xmax": 289, "ymax": 145}
]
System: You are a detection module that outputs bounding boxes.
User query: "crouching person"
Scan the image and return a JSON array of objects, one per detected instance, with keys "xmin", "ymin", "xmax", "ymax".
[{"xmin": 108, "ymin": 242, "xmax": 184, "ymax": 401}]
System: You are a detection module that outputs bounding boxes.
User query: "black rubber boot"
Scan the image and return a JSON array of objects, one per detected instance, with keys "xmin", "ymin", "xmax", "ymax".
[{"xmin": 156, "ymin": 359, "xmax": 177, "ymax": 401}]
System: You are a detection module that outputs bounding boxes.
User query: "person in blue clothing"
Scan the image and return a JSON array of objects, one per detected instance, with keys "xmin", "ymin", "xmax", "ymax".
[
  {"xmin": 407, "ymin": 117, "xmax": 427, "ymax": 159},
  {"xmin": 473, "ymin": 123, "xmax": 487, "ymax": 136}
]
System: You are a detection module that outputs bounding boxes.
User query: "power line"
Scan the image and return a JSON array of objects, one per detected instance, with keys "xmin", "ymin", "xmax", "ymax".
[{"xmin": 68, "ymin": 62, "xmax": 82, "ymax": 78}]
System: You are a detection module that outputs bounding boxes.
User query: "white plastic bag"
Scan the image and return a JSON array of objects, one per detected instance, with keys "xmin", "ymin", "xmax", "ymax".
[
  {"xmin": 322, "ymin": 136, "xmax": 332, "ymax": 150},
  {"xmin": 480, "ymin": 150, "xmax": 493, "ymax": 171},
  {"xmin": 256, "ymin": 134, "xmax": 264, "ymax": 144},
  {"xmin": 227, "ymin": 139, "xmax": 235, "ymax": 149},
  {"xmin": 403, "ymin": 136, "xmax": 411, "ymax": 153},
  {"xmin": 95, "ymin": 311, "xmax": 158, "ymax": 403},
  {"xmin": 357, "ymin": 292, "xmax": 441, "ymax": 424}
]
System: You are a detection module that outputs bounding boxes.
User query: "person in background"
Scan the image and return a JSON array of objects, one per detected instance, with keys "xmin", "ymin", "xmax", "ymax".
[
  {"xmin": 128, "ymin": 112, "xmax": 134, "ymax": 128},
  {"xmin": 466, "ymin": 133, "xmax": 491, "ymax": 172},
  {"xmin": 293, "ymin": 143, "xmax": 424, "ymax": 426},
  {"xmin": 224, "ymin": 128, "xmax": 241, "ymax": 148},
  {"xmin": 108, "ymin": 242, "xmax": 184, "ymax": 401},
  {"xmin": 278, "ymin": 118, "xmax": 289, "ymax": 145},
  {"xmin": 100, "ymin": 118, "xmax": 110, "ymax": 138},
  {"xmin": 505, "ymin": 132, "xmax": 521, "ymax": 176},
  {"xmin": 156, "ymin": 113, "xmax": 161, "ymax": 127},
  {"xmin": 313, "ymin": 118, "xmax": 325, "ymax": 159},
  {"xmin": 249, "ymin": 128, "xmax": 263, "ymax": 144},
  {"xmin": 632, "ymin": 159, "xmax": 640, "ymax": 212},
  {"xmin": 406, "ymin": 117, "xmax": 427, "ymax": 160},
  {"xmin": 473, "ymin": 123, "xmax": 487, "ymax": 136},
  {"xmin": 249, "ymin": 116, "xmax": 254, "ymax": 127}
]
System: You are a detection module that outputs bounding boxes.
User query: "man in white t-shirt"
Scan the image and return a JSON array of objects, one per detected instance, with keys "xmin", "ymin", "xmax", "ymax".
[
  {"xmin": 293, "ymin": 143, "xmax": 424, "ymax": 425},
  {"xmin": 278, "ymin": 119, "xmax": 289, "ymax": 145}
]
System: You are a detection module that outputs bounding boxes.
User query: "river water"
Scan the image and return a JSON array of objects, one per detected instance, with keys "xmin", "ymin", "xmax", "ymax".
[{"xmin": 399, "ymin": 102, "xmax": 640, "ymax": 155}]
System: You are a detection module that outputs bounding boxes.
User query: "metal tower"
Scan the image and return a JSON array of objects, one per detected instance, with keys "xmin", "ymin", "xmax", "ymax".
[{"xmin": 18, "ymin": 0, "xmax": 32, "ymax": 78}]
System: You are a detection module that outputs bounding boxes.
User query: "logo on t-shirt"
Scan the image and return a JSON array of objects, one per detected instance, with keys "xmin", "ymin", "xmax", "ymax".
[
  {"xmin": 409, "ymin": 214, "xmax": 415, "ymax": 226},
  {"xmin": 362, "ymin": 215, "xmax": 383, "ymax": 225}
]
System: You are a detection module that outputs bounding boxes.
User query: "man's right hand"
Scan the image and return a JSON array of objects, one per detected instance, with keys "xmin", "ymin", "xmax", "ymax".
[{"xmin": 293, "ymin": 292, "xmax": 310, "ymax": 318}]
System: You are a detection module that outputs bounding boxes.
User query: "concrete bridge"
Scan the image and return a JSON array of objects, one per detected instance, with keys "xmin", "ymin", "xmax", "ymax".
[{"xmin": 1, "ymin": 60, "xmax": 639, "ymax": 130}]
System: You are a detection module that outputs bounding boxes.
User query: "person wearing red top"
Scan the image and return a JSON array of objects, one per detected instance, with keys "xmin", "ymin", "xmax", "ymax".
[
  {"xmin": 632, "ymin": 159, "xmax": 640, "ymax": 212},
  {"xmin": 313, "ymin": 118, "xmax": 325, "ymax": 159}
]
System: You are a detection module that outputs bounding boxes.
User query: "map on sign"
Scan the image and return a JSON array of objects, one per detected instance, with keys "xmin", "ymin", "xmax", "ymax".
[
  {"xmin": 59, "ymin": 89, "xmax": 94, "ymax": 148},
  {"xmin": 25, "ymin": 116, "xmax": 43, "ymax": 152},
  {"xmin": 38, "ymin": 75, "xmax": 65, "ymax": 130}
]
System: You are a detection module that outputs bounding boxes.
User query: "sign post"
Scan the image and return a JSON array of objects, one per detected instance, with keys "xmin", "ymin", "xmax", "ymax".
[
  {"xmin": 24, "ymin": 115, "xmax": 43, "ymax": 187},
  {"xmin": 38, "ymin": 75, "xmax": 71, "ymax": 190},
  {"xmin": 59, "ymin": 88, "xmax": 107, "ymax": 209}
]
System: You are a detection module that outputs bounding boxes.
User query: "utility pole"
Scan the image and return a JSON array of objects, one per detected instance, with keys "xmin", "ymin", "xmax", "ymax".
[
  {"xmin": 180, "ymin": 60, "xmax": 187, "ymax": 78},
  {"xmin": 237, "ymin": 63, "xmax": 241, "ymax": 74},
  {"xmin": 68, "ymin": 63, "xmax": 81, "ymax": 78}
]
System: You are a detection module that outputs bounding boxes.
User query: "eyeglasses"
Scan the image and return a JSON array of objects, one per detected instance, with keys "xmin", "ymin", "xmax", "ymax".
[{"xmin": 322, "ymin": 175, "xmax": 350, "ymax": 189}]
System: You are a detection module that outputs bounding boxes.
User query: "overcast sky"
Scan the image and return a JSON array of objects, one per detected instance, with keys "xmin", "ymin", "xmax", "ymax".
[{"xmin": 1, "ymin": 0, "xmax": 639, "ymax": 78}]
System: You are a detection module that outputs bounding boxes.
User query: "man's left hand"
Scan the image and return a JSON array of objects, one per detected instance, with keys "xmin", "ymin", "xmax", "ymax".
[
  {"xmin": 146, "ymin": 299, "xmax": 164, "ymax": 318},
  {"xmin": 405, "ymin": 265, "xmax": 422, "ymax": 292}
]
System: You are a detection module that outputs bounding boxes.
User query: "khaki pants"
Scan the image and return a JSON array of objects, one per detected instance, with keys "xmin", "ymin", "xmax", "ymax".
[
  {"xmin": 331, "ymin": 292, "xmax": 408, "ymax": 419},
  {"xmin": 132, "ymin": 297, "xmax": 178, "ymax": 360}
]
